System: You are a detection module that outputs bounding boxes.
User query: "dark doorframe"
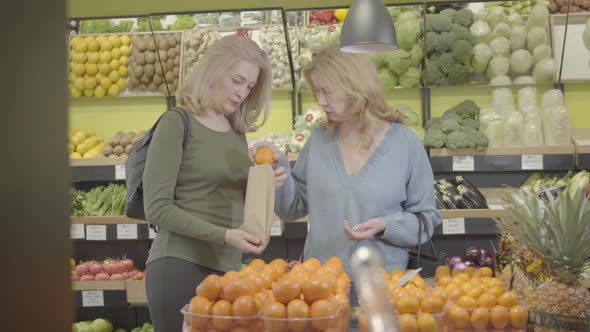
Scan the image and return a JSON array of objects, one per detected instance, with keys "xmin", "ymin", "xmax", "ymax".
[{"xmin": 2, "ymin": 0, "xmax": 73, "ymax": 331}]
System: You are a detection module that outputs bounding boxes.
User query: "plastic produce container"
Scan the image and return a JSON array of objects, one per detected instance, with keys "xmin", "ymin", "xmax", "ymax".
[
  {"xmin": 262, "ymin": 304, "xmax": 350, "ymax": 332},
  {"xmin": 181, "ymin": 304, "xmax": 261, "ymax": 331},
  {"xmin": 359, "ymin": 312, "xmax": 444, "ymax": 332}
]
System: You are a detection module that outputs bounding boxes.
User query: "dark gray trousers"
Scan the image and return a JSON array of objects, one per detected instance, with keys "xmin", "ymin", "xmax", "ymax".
[{"xmin": 145, "ymin": 257, "xmax": 223, "ymax": 332}]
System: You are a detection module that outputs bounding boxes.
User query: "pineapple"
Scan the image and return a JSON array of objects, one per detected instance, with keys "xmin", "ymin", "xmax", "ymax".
[{"xmin": 498, "ymin": 185, "xmax": 590, "ymax": 332}]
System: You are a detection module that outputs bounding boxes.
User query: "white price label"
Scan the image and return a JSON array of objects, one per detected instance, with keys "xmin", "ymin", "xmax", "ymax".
[
  {"xmin": 521, "ymin": 154, "xmax": 544, "ymax": 170},
  {"xmin": 82, "ymin": 290, "xmax": 104, "ymax": 307},
  {"xmin": 148, "ymin": 226, "xmax": 157, "ymax": 239},
  {"xmin": 576, "ymin": 139, "xmax": 590, "ymax": 145},
  {"xmin": 117, "ymin": 224, "xmax": 138, "ymax": 239},
  {"xmin": 70, "ymin": 224, "xmax": 85, "ymax": 239},
  {"xmin": 270, "ymin": 220, "xmax": 283, "ymax": 236},
  {"xmin": 86, "ymin": 225, "xmax": 107, "ymax": 241},
  {"xmin": 115, "ymin": 165, "xmax": 126, "ymax": 180},
  {"xmin": 442, "ymin": 218, "xmax": 466, "ymax": 235},
  {"xmin": 452, "ymin": 156, "xmax": 475, "ymax": 172}
]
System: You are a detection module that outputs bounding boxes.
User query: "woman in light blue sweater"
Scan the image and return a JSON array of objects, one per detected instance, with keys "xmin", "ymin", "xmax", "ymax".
[{"xmin": 253, "ymin": 47, "xmax": 441, "ymax": 276}]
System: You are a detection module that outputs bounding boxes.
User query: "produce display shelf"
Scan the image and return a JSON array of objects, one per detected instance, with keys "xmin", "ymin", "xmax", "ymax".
[
  {"xmin": 125, "ymin": 280, "xmax": 147, "ymax": 305},
  {"xmin": 573, "ymin": 130, "xmax": 590, "ymax": 170},
  {"xmin": 70, "ymin": 219, "xmax": 154, "ymax": 241},
  {"xmin": 72, "ymin": 281, "xmax": 128, "ymax": 308},
  {"xmin": 71, "ymin": 216, "xmax": 139, "ymax": 224},
  {"xmin": 71, "ymin": 161, "xmax": 127, "ymax": 182},
  {"xmin": 429, "ymin": 145, "xmax": 576, "ymax": 173},
  {"xmin": 70, "ymin": 158, "xmax": 127, "ymax": 167},
  {"xmin": 440, "ymin": 208, "xmax": 504, "ymax": 219}
]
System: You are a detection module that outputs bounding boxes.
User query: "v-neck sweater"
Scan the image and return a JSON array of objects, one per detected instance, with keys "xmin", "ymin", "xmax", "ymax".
[{"xmin": 275, "ymin": 123, "xmax": 442, "ymax": 274}]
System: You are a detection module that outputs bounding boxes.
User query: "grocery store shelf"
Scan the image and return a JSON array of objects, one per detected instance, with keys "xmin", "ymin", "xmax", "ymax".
[
  {"xmin": 73, "ymin": 281, "xmax": 126, "ymax": 291},
  {"xmin": 126, "ymin": 280, "xmax": 147, "ymax": 305},
  {"xmin": 573, "ymin": 129, "xmax": 590, "ymax": 170},
  {"xmin": 70, "ymin": 221, "xmax": 154, "ymax": 241},
  {"xmin": 440, "ymin": 208, "xmax": 504, "ymax": 219},
  {"xmin": 429, "ymin": 145, "xmax": 576, "ymax": 173},
  {"xmin": 70, "ymin": 158, "xmax": 127, "ymax": 167},
  {"xmin": 71, "ymin": 216, "xmax": 139, "ymax": 224}
]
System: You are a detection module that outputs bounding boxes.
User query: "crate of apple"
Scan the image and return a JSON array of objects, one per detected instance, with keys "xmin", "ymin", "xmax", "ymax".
[{"xmin": 72, "ymin": 258, "xmax": 145, "ymax": 281}]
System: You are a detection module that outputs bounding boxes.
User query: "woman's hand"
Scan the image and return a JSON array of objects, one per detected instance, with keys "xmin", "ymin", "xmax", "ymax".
[
  {"xmin": 343, "ymin": 218, "xmax": 386, "ymax": 241},
  {"xmin": 250, "ymin": 142, "xmax": 288, "ymax": 187},
  {"xmin": 224, "ymin": 229, "xmax": 269, "ymax": 255}
]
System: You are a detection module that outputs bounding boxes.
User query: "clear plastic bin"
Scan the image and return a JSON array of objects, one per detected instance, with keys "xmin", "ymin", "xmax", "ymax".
[
  {"xmin": 181, "ymin": 304, "xmax": 261, "ymax": 331},
  {"xmin": 182, "ymin": 302, "xmax": 350, "ymax": 332},
  {"xmin": 359, "ymin": 311, "xmax": 444, "ymax": 332},
  {"xmin": 262, "ymin": 304, "xmax": 350, "ymax": 332}
]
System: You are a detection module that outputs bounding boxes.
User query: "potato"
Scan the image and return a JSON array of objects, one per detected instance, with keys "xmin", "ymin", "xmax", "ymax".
[
  {"xmin": 120, "ymin": 153, "xmax": 128, "ymax": 158},
  {"xmin": 125, "ymin": 144, "xmax": 134, "ymax": 154},
  {"xmin": 103, "ymin": 145, "xmax": 114, "ymax": 156},
  {"xmin": 113, "ymin": 145, "xmax": 125, "ymax": 156},
  {"xmin": 120, "ymin": 136, "xmax": 130, "ymax": 147},
  {"xmin": 158, "ymin": 49, "xmax": 168, "ymax": 62},
  {"xmin": 109, "ymin": 137, "xmax": 120, "ymax": 147}
]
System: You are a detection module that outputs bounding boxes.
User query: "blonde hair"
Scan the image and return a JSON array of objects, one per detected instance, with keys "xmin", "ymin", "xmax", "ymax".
[
  {"xmin": 176, "ymin": 35, "xmax": 272, "ymax": 134},
  {"xmin": 302, "ymin": 47, "xmax": 404, "ymax": 147}
]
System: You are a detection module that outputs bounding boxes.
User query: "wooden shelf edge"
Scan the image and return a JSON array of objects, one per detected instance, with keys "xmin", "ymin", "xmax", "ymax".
[
  {"xmin": 71, "ymin": 216, "xmax": 141, "ymax": 224},
  {"xmin": 70, "ymin": 158, "xmax": 127, "ymax": 167},
  {"xmin": 429, "ymin": 144, "xmax": 575, "ymax": 157},
  {"xmin": 72, "ymin": 280, "xmax": 126, "ymax": 291},
  {"xmin": 440, "ymin": 209, "xmax": 505, "ymax": 219},
  {"xmin": 125, "ymin": 280, "xmax": 147, "ymax": 304}
]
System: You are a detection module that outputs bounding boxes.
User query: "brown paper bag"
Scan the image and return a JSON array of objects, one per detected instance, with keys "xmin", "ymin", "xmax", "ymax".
[{"xmin": 240, "ymin": 164, "xmax": 275, "ymax": 241}]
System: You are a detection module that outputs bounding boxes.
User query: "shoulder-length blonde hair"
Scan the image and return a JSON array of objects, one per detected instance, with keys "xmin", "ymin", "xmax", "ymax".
[
  {"xmin": 176, "ymin": 35, "xmax": 272, "ymax": 134},
  {"xmin": 302, "ymin": 47, "xmax": 404, "ymax": 147}
]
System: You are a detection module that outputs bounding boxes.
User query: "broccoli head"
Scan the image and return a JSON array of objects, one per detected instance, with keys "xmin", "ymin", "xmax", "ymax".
[
  {"xmin": 451, "ymin": 100, "xmax": 480, "ymax": 119},
  {"xmin": 452, "ymin": 39, "xmax": 473, "ymax": 64},
  {"xmin": 447, "ymin": 63, "xmax": 472, "ymax": 85},
  {"xmin": 425, "ymin": 117, "xmax": 442, "ymax": 129},
  {"xmin": 460, "ymin": 127, "xmax": 489, "ymax": 150},
  {"xmin": 426, "ymin": 13, "xmax": 452, "ymax": 33},
  {"xmin": 446, "ymin": 130, "xmax": 471, "ymax": 149},
  {"xmin": 461, "ymin": 118, "xmax": 479, "ymax": 129},
  {"xmin": 454, "ymin": 8, "xmax": 474, "ymax": 27},
  {"xmin": 435, "ymin": 31, "xmax": 454, "ymax": 53},
  {"xmin": 425, "ymin": 127, "xmax": 447, "ymax": 148},
  {"xmin": 425, "ymin": 62, "xmax": 449, "ymax": 86},
  {"xmin": 440, "ymin": 8, "xmax": 457, "ymax": 22},
  {"xmin": 440, "ymin": 117, "xmax": 462, "ymax": 134},
  {"xmin": 431, "ymin": 52, "xmax": 454, "ymax": 75},
  {"xmin": 450, "ymin": 24, "xmax": 475, "ymax": 45}
]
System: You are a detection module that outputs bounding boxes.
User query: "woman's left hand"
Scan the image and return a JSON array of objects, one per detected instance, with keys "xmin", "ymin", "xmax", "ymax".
[{"xmin": 343, "ymin": 218, "xmax": 385, "ymax": 241}]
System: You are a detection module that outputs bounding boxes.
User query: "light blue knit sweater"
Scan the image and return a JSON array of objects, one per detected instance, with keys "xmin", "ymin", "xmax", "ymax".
[{"xmin": 275, "ymin": 123, "xmax": 442, "ymax": 274}]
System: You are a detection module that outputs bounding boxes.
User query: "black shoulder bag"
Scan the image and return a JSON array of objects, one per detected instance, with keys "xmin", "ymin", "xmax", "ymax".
[{"xmin": 406, "ymin": 213, "xmax": 443, "ymax": 276}]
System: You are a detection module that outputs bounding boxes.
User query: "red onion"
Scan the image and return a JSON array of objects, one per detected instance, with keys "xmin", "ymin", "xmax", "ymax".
[
  {"xmin": 478, "ymin": 248, "xmax": 491, "ymax": 260},
  {"xmin": 453, "ymin": 262, "xmax": 468, "ymax": 272},
  {"xmin": 448, "ymin": 256, "xmax": 464, "ymax": 267},
  {"xmin": 480, "ymin": 257, "xmax": 495, "ymax": 269}
]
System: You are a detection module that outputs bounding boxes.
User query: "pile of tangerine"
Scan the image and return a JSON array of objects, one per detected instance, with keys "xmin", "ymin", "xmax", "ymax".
[
  {"xmin": 185, "ymin": 257, "xmax": 351, "ymax": 332},
  {"xmin": 435, "ymin": 266, "xmax": 528, "ymax": 331}
]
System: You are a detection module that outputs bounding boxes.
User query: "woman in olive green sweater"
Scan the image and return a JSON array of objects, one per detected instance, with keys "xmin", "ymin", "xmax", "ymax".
[{"xmin": 142, "ymin": 35, "xmax": 272, "ymax": 332}]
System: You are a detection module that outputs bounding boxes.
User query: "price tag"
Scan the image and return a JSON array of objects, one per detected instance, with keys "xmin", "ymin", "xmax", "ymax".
[
  {"xmin": 442, "ymin": 218, "xmax": 466, "ymax": 235},
  {"xmin": 148, "ymin": 227, "xmax": 157, "ymax": 239},
  {"xmin": 576, "ymin": 139, "xmax": 590, "ymax": 145},
  {"xmin": 82, "ymin": 290, "xmax": 104, "ymax": 307},
  {"xmin": 86, "ymin": 225, "xmax": 107, "ymax": 241},
  {"xmin": 270, "ymin": 220, "xmax": 283, "ymax": 236},
  {"xmin": 115, "ymin": 165, "xmax": 126, "ymax": 180},
  {"xmin": 70, "ymin": 224, "xmax": 85, "ymax": 239},
  {"xmin": 117, "ymin": 224, "xmax": 138, "ymax": 239},
  {"xmin": 452, "ymin": 156, "xmax": 475, "ymax": 172},
  {"xmin": 522, "ymin": 154, "xmax": 544, "ymax": 170}
]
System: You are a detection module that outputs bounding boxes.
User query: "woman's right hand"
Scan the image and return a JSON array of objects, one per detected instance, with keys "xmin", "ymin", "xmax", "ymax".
[
  {"xmin": 250, "ymin": 142, "xmax": 288, "ymax": 187},
  {"xmin": 224, "ymin": 229, "xmax": 268, "ymax": 255}
]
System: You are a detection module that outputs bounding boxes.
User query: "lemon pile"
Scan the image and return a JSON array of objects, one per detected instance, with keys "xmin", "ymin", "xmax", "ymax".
[
  {"xmin": 69, "ymin": 35, "xmax": 131, "ymax": 98},
  {"xmin": 69, "ymin": 129, "xmax": 105, "ymax": 159}
]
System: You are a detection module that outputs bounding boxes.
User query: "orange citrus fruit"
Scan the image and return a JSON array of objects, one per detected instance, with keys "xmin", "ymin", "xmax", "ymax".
[
  {"xmin": 254, "ymin": 147, "xmax": 274, "ymax": 165},
  {"xmin": 498, "ymin": 291, "xmax": 519, "ymax": 307},
  {"xmin": 490, "ymin": 305, "xmax": 510, "ymax": 329},
  {"xmin": 470, "ymin": 307, "xmax": 490, "ymax": 330}
]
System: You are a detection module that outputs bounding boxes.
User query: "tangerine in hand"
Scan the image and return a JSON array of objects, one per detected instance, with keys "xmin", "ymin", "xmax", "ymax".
[{"xmin": 254, "ymin": 147, "xmax": 274, "ymax": 165}]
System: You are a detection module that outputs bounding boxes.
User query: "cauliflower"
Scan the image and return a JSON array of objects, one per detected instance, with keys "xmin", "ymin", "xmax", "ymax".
[
  {"xmin": 510, "ymin": 49, "xmax": 533, "ymax": 75},
  {"xmin": 490, "ymin": 37, "xmax": 511, "ymax": 56},
  {"xmin": 470, "ymin": 21, "xmax": 492, "ymax": 44},
  {"xmin": 472, "ymin": 43, "xmax": 493, "ymax": 74},
  {"xmin": 425, "ymin": 127, "xmax": 447, "ymax": 148},
  {"xmin": 486, "ymin": 55, "xmax": 510, "ymax": 79}
]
